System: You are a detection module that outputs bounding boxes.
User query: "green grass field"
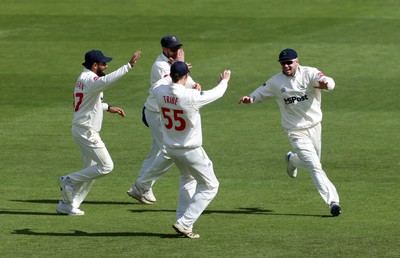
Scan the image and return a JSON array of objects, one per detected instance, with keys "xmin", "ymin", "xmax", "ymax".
[{"xmin": 1, "ymin": 0, "xmax": 399, "ymax": 257}]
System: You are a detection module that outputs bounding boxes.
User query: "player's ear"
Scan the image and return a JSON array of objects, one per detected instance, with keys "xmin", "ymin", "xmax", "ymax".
[{"xmin": 90, "ymin": 62, "xmax": 98, "ymax": 71}]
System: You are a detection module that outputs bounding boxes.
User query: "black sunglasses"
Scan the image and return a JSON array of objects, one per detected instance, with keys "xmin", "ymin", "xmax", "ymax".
[{"xmin": 280, "ymin": 60, "xmax": 295, "ymax": 66}]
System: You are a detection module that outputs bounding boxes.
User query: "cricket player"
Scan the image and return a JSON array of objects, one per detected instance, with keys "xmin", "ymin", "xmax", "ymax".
[
  {"xmin": 127, "ymin": 34, "xmax": 200, "ymax": 204},
  {"xmin": 57, "ymin": 49, "xmax": 141, "ymax": 215},
  {"xmin": 153, "ymin": 61, "xmax": 231, "ymax": 238},
  {"xmin": 239, "ymin": 48, "xmax": 341, "ymax": 216}
]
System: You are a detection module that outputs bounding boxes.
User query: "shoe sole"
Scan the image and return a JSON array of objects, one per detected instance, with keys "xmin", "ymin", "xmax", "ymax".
[
  {"xmin": 127, "ymin": 191, "xmax": 154, "ymax": 205},
  {"xmin": 172, "ymin": 224, "xmax": 200, "ymax": 239},
  {"xmin": 146, "ymin": 188, "xmax": 157, "ymax": 202},
  {"xmin": 56, "ymin": 208, "xmax": 84, "ymax": 216}
]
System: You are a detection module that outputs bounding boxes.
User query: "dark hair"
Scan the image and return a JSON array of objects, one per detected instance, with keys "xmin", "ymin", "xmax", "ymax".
[
  {"xmin": 171, "ymin": 76, "xmax": 181, "ymax": 83},
  {"xmin": 82, "ymin": 62, "xmax": 93, "ymax": 69}
]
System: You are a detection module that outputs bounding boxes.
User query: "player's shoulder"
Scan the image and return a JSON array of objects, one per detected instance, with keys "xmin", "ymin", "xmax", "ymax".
[
  {"xmin": 271, "ymin": 71, "xmax": 283, "ymax": 79},
  {"xmin": 268, "ymin": 71, "xmax": 285, "ymax": 84},
  {"xmin": 79, "ymin": 69, "xmax": 98, "ymax": 81},
  {"xmin": 153, "ymin": 82, "xmax": 171, "ymax": 94},
  {"xmin": 153, "ymin": 76, "xmax": 172, "ymax": 88},
  {"xmin": 154, "ymin": 54, "xmax": 169, "ymax": 65},
  {"xmin": 298, "ymin": 65, "xmax": 326, "ymax": 80},
  {"xmin": 299, "ymin": 65, "xmax": 319, "ymax": 74},
  {"xmin": 152, "ymin": 59, "xmax": 170, "ymax": 73}
]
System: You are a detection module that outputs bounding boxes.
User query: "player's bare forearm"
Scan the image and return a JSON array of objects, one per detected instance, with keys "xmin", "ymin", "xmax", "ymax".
[{"xmin": 108, "ymin": 106, "xmax": 126, "ymax": 117}]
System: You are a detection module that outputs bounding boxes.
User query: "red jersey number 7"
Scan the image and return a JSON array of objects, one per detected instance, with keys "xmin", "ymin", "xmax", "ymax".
[
  {"xmin": 161, "ymin": 107, "xmax": 186, "ymax": 131},
  {"xmin": 73, "ymin": 93, "xmax": 84, "ymax": 112}
]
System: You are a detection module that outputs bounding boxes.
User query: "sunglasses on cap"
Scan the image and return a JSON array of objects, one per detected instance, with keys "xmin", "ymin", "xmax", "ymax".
[{"xmin": 280, "ymin": 60, "xmax": 296, "ymax": 66}]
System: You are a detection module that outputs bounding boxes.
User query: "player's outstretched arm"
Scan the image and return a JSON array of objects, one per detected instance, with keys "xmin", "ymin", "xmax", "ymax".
[
  {"xmin": 129, "ymin": 51, "xmax": 141, "ymax": 67},
  {"xmin": 238, "ymin": 96, "xmax": 253, "ymax": 104}
]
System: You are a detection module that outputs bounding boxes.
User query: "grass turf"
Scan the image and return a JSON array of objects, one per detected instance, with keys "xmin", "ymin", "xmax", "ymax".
[{"xmin": 0, "ymin": 0, "xmax": 399, "ymax": 257}]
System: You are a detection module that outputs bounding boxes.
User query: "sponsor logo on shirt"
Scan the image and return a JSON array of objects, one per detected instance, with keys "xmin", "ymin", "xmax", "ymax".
[{"xmin": 284, "ymin": 95, "xmax": 309, "ymax": 104}]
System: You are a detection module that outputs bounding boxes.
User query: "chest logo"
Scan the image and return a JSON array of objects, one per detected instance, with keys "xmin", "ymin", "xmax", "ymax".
[{"xmin": 284, "ymin": 95, "xmax": 309, "ymax": 104}]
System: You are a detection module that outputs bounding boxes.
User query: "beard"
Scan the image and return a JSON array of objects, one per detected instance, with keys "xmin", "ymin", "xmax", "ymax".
[{"xmin": 96, "ymin": 67, "xmax": 106, "ymax": 77}]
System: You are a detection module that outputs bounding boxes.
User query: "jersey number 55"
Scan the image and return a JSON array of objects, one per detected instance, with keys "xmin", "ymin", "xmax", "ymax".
[{"xmin": 161, "ymin": 107, "xmax": 186, "ymax": 131}]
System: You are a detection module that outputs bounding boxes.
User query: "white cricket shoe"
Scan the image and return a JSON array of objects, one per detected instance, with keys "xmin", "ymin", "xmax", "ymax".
[
  {"xmin": 173, "ymin": 223, "xmax": 200, "ymax": 239},
  {"xmin": 58, "ymin": 176, "xmax": 74, "ymax": 203},
  {"xmin": 127, "ymin": 184, "xmax": 154, "ymax": 204},
  {"xmin": 285, "ymin": 152, "xmax": 298, "ymax": 178},
  {"xmin": 146, "ymin": 188, "xmax": 157, "ymax": 202},
  {"xmin": 56, "ymin": 200, "xmax": 84, "ymax": 216}
]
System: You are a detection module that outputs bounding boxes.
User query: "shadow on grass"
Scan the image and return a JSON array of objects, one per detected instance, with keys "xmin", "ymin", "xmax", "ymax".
[
  {"xmin": 7, "ymin": 199, "xmax": 332, "ymax": 218},
  {"xmin": 0, "ymin": 210, "xmax": 61, "ymax": 216},
  {"xmin": 12, "ymin": 228, "xmax": 180, "ymax": 238},
  {"xmin": 10, "ymin": 199, "xmax": 133, "ymax": 205},
  {"xmin": 131, "ymin": 207, "xmax": 332, "ymax": 218}
]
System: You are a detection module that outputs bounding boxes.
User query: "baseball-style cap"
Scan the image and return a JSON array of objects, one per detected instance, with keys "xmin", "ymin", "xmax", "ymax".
[
  {"xmin": 278, "ymin": 48, "xmax": 298, "ymax": 61},
  {"xmin": 161, "ymin": 34, "xmax": 183, "ymax": 48},
  {"xmin": 170, "ymin": 61, "xmax": 189, "ymax": 78},
  {"xmin": 82, "ymin": 50, "xmax": 113, "ymax": 66}
]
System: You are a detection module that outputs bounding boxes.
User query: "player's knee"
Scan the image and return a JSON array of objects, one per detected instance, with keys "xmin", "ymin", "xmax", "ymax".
[
  {"xmin": 212, "ymin": 181, "xmax": 219, "ymax": 194},
  {"xmin": 206, "ymin": 180, "xmax": 219, "ymax": 196},
  {"xmin": 99, "ymin": 161, "xmax": 114, "ymax": 175}
]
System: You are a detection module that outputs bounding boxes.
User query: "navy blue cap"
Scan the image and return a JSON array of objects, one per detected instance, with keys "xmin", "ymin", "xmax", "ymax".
[
  {"xmin": 82, "ymin": 50, "xmax": 112, "ymax": 66},
  {"xmin": 161, "ymin": 34, "xmax": 182, "ymax": 48},
  {"xmin": 170, "ymin": 61, "xmax": 189, "ymax": 78},
  {"xmin": 278, "ymin": 48, "xmax": 298, "ymax": 61}
]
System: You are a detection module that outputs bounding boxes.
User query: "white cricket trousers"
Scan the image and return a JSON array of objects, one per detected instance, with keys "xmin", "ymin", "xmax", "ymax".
[
  {"xmin": 166, "ymin": 146, "xmax": 219, "ymax": 230},
  {"xmin": 136, "ymin": 108, "xmax": 173, "ymax": 190},
  {"xmin": 65, "ymin": 126, "xmax": 114, "ymax": 208},
  {"xmin": 286, "ymin": 123, "xmax": 339, "ymax": 205}
]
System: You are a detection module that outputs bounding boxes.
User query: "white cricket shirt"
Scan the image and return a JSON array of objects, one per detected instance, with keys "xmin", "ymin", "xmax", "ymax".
[
  {"xmin": 72, "ymin": 64, "xmax": 132, "ymax": 131},
  {"xmin": 249, "ymin": 65, "xmax": 335, "ymax": 130},
  {"xmin": 153, "ymin": 79, "xmax": 228, "ymax": 149},
  {"xmin": 145, "ymin": 53, "xmax": 196, "ymax": 112}
]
